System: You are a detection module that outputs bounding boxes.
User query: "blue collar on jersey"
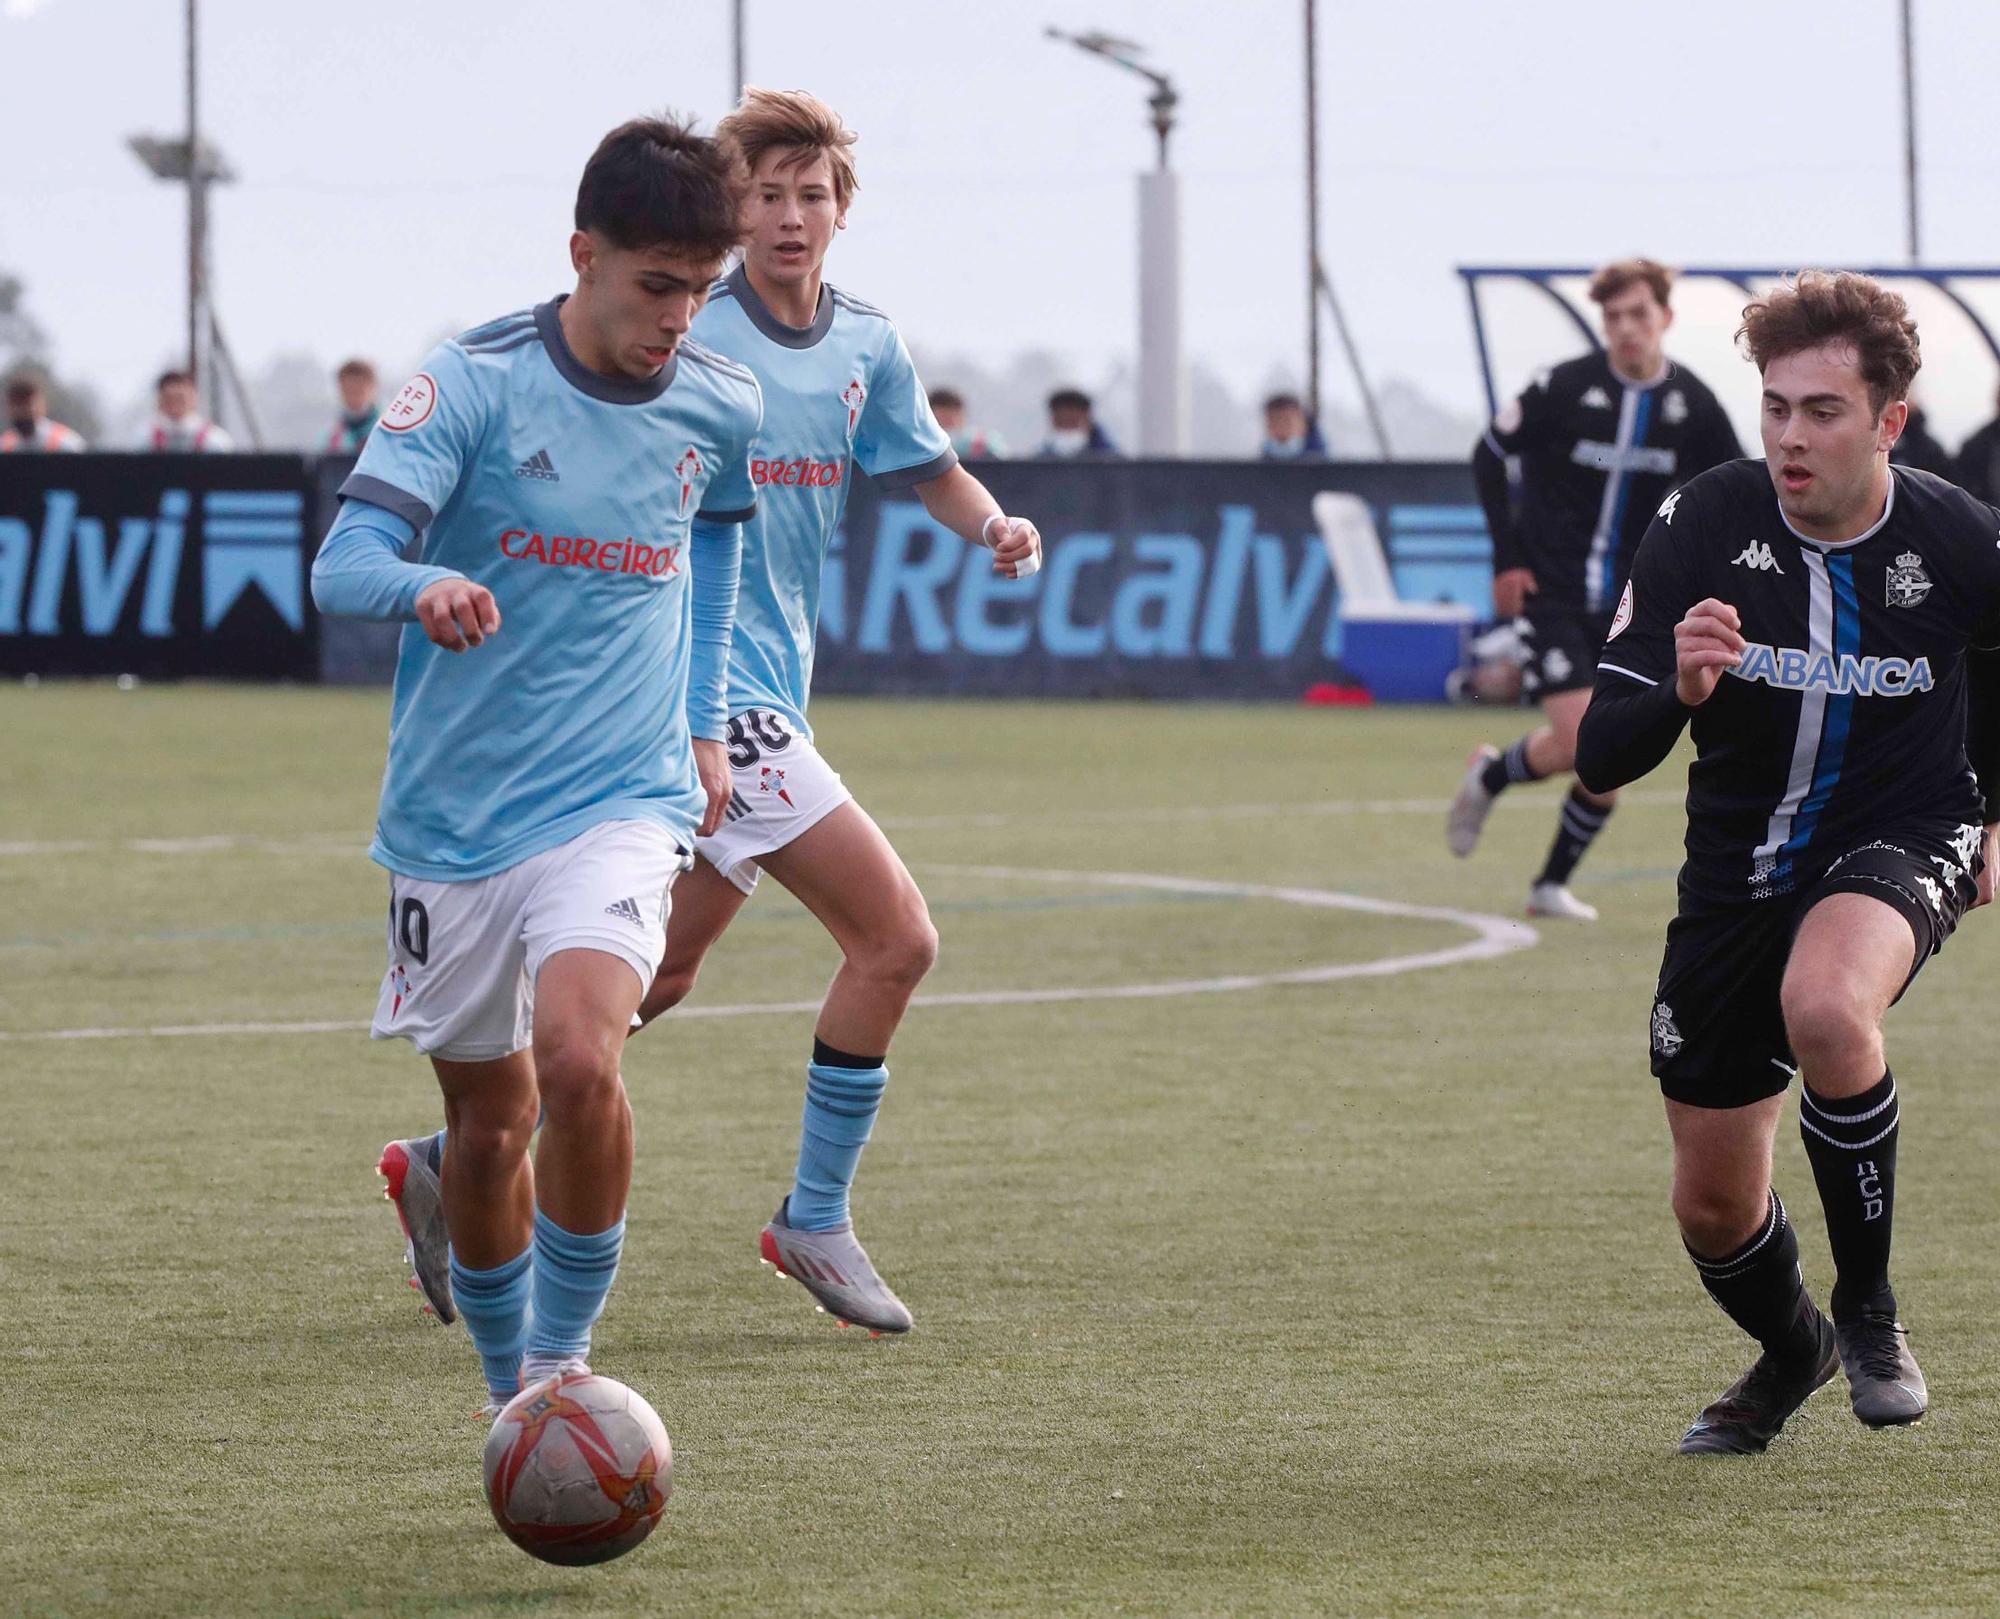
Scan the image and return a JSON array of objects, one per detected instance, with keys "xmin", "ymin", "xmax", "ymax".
[
  {"xmin": 534, "ymin": 296, "xmax": 678, "ymax": 403},
  {"xmin": 719, "ymin": 262, "xmax": 834, "ymax": 350}
]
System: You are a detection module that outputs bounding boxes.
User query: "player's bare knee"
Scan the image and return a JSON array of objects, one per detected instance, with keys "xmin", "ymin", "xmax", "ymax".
[
  {"xmin": 1672, "ymin": 1182, "xmax": 1767, "ymax": 1258},
  {"xmin": 446, "ymin": 1102, "xmax": 537, "ymax": 1174},
  {"xmin": 533, "ymin": 1030, "xmax": 626, "ymax": 1120},
  {"xmin": 876, "ymin": 913, "xmax": 939, "ymax": 990},
  {"xmin": 1781, "ymin": 984, "xmax": 1877, "ymax": 1073}
]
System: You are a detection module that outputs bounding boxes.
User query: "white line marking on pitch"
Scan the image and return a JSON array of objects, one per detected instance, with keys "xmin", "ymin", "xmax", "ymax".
[
  {"xmin": 0, "ymin": 786, "xmax": 1682, "ymax": 857},
  {"xmin": 0, "ymin": 866, "xmax": 1537, "ymax": 1043}
]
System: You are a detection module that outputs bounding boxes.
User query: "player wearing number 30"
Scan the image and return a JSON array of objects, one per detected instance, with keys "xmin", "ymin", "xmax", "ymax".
[
  {"xmin": 312, "ymin": 116, "xmax": 760, "ymax": 1412},
  {"xmin": 626, "ymin": 88, "xmax": 1044, "ymax": 1337}
]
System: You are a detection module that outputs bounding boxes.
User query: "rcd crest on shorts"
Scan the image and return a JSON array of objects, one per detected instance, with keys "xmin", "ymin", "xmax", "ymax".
[
  {"xmin": 1886, "ymin": 551, "xmax": 1932, "ymax": 608},
  {"xmin": 1651, "ymin": 1001, "xmax": 1684, "ymax": 1059}
]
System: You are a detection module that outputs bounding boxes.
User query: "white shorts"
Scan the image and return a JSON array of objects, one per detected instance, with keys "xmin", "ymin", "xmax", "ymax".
[
  {"xmin": 694, "ymin": 707, "xmax": 853, "ymax": 895},
  {"xmin": 372, "ymin": 818, "xmax": 690, "ymax": 1062}
]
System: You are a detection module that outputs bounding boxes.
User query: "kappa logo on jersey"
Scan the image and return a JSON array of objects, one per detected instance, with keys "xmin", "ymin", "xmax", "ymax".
[
  {"xmin": 1731, "ymin": 540, "xmax": 1785, "ymax": 574},
  {"xmin": 1657, "ymin": 489, "xmax": 1683, "ymax": 525},
  {"xmin": 1914, "ymin": 873, "xmax": 1945, "ymax": 914},
  {"xmin": 1651, "ymin": 1001, "xmax": 1684, "ymax": 1059},
  {"xmin": 757, "ymin": 766, "xmax": 794, "ymax": 807},
  {"xmin": 382, "ymin": 373, "xmax": 437, "ymax": 433},
  {"xmin": 1608, "ymin": 579, "xmax": 1635, "ymax": 640},
  {"xmin": 1951, "ymin": 822, "xmax": 1982, "ymax": 870},
  {"xmin": 841, "ymin": 378, "xmax": 867, "ymax": 443},
  {"xmin": 1886, "ymin": 551, "xmax": 1932, "ymax": 607},
  {"xmin": 514, "ymin": 449, "xmax": 559, "ymax": 482},
  {"xmin": 1663, "ymin": 389, "xmax": 1689, "ymax": 425},
  {"xmin": 1580, "ymin": 386, "xmax": 1612, "ymax": 410},
  {"xmin": 675, "ymin": 446, "xmax": 703, "ymax": 519},
  {"xmin": 498, "ymin": 529, "xmax": 682, "ymax": 578},
  {"xmin": 1730, "ymin": 642, "xmax": 1935, "ymax": 697}
]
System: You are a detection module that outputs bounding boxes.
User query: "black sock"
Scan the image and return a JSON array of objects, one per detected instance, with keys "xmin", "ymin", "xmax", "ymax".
[
  {"xmin": 1535, "ymin": 785, "xmax": 1613, "ymax": 886},
  {"xmin": 813, "ymin": 1037, "xmax": 886, "ymax": 1070},
  {"xmin": 1800, "ymin": 1070, "xmax": 1899, "ymax": 1323},
  {"xmin": 1686, "ymin": 1190, "xmax": 1823, "ymax": 1359},
  {"xmin": 1479, "ymin": 735, "xmax": 1545, "ymax": 797}
]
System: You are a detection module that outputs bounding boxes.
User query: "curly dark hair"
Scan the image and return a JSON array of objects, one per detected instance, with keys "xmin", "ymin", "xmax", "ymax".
[{"xmin": 1737, "ymin": 270, "xmax": 1921, "ymax": 418}]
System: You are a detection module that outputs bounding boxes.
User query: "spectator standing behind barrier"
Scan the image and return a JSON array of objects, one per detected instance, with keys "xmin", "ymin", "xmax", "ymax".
[
  {"xmin": 1956, "ymin": 387, "xmax": 2000, "ymax": 505},
  {"xmin": 145, "ymin": 369, "xmax": 232, "ymax": 452},
  {"xmin": 928, "ymin": 386, "xmax": 1006, "ymax": 459},
  {"xmin": 0, "ymin": 373, "xmax": 86, "ymax": 451},
  {"xmin": 1259, "ymin": 392, "xmax": 1327, "ymax": 459},
  {"xmin": 325, "ymin": 358, "xmax": 380, "ymax": 453},
  {"xmin": 1037, "ymin": 387, "xmax": 1119, "ymax": 458},
  {"xmin": 1889, "ymin": 399, "xmax": 1953, "ymax": 479}
]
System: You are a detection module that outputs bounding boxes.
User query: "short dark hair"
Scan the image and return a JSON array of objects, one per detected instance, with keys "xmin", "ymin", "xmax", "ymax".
[
  {"xmin": 1738, "ymin": 270, "xmax": 1921, "ymax": 418},
  {"xmin": 1263, "ymin": 392, "xmax": 1303, "ymax": 413},
  {"xmin": 6, "ymin": 372, "xmax": 44, "ymax": 407},
  {"xmin": 928, "ymin": 387, "xmax": 964, "ymax": 412},
  {"xmin": 1589, "ymin": 257, "xmax": 1676, "ymax": 309},
  {"xmin": 156, "ymin": 369, "xmax": 193, "ymax": 391},
  {"xmin": 336, "ymin": 357, "xmax": 376, "ymax": 382},
  {"xmin": 1048, "ymin": 388, "xmax": 1092, "ymax": 414},
  {"xmin": 575, "ymin": 113, "xmax": 746, "ymax": 257}
]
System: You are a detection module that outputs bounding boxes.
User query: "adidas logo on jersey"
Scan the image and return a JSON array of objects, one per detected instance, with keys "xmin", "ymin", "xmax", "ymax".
[
  {"xmin": 603, "ymin": 897, "xmax": 645, "ymax": 925},
  {"xmin": 514, "ymin": 449, "xmax": 559, "ymax": 481},
  {"xmin": 1731, "ymin": 540, "xmax": 1785, "ymax": 573}
]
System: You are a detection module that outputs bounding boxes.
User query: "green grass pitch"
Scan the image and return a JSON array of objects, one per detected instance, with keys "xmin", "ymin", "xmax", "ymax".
[{"xmin": 5, "ymin": 684, "xmax": 2000, "ymax": 1617}]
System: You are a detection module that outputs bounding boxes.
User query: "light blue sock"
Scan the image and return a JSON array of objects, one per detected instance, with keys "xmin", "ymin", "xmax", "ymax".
[
  {"xmin": 525, "ymin": 1210, "xmax": 624, "ymax": 1360},
  {"xmin": 450, "ymin": 1247, "xmax": 533, "ymax": 1400},
  {"xmin": 789, "ymin": 1060, "xmax": 889, "ymax": 1232}
]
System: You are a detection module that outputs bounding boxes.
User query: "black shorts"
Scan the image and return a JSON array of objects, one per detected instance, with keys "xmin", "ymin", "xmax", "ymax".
[
  {"xmin": 1519, "ymin": 605, "xmax": 1613, "ymax": 698},
  {"xmin": 1649, "ymin": 825, "xmax": 1983, "ymax": 1108}
]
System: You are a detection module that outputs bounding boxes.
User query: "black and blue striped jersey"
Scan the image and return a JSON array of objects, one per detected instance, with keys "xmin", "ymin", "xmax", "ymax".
[
  {"xmin": 1577, "ymin": 460, "xmax": 2000, "ymax": 905},
  {"xmin": 1474, "ymin": 351, "xmax": 1742, "ymax": 614}
]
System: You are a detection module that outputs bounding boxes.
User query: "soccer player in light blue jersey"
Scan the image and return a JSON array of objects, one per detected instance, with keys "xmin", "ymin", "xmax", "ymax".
[
  {"xmin": 316, "ymin": 115, "xmax": 760, "ymax": 1413},
  {"xmin": 628, "ymin": 88, "xmax": 1044, "ymax": 1336}
]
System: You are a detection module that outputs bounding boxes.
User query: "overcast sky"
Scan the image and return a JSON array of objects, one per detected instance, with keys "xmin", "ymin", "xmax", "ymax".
[{"xmin": 7, "ymin": 0, "xmax": 2000, "ymax": 433}]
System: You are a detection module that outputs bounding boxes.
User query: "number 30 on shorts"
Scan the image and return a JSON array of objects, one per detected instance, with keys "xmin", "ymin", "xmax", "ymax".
[{"xmin": 725, "ymin": 709, "xmax": 794, "ymax": 769}]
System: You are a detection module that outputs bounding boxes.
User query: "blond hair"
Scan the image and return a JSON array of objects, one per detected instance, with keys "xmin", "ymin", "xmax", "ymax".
[{"xmin": 717, "ymin": 86, "xmax": 859, "ymax": 208}]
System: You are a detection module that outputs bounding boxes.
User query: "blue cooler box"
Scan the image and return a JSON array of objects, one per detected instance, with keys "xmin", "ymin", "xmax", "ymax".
[{"xmin": 1339, "ymin": 606, "xmax": 1474, "ymax": 703}]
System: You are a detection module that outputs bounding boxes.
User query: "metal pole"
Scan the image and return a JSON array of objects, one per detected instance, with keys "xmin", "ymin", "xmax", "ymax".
[
  {"xmin": 732, "ymin": 0, "xmax": 745, "ymax": 99},
  {"xmin": 1317, "ymin": 262, "xmax": 1390, "ymax": 458},
  {"xmin": 1900, "ymin": 0, "xmax": 1920, "ymax": 263},
  {"xmin": 186, "ymin": 0, "xmax": 202, "ymax": 385},
  {"xmin": 1304, "ymin": 0, "xmax": 1321, "ymax": 429}
]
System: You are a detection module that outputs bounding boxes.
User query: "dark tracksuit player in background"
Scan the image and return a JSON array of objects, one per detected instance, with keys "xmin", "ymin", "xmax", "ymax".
[
  {"xmin": 1577, "ymin": 271, "xmax": 2000, "ymax": 1455},
  {"xmin": 1450, "ymin": 258, "xmax": 1742, "ymax": 919}
]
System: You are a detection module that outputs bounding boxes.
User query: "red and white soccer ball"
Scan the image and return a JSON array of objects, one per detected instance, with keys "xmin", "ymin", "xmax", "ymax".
[{"xmin": 481, "ymin": 1372, "xmax": 673, "ymax": 1566}]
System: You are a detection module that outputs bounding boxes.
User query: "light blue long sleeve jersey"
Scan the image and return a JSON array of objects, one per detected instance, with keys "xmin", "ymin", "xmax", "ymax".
[
  {"xmin": 689, "ymin": 266, "xmax": 956, "ymax": 737},
  {"xmin": 311, "ymin": 296, "xmax": 763, "ymax": 881}
]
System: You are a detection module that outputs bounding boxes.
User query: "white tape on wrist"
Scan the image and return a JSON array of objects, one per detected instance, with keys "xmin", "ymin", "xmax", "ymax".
[{"xmin": 980, "ymin": 513, "xmax": 1010, "ymax": 549}]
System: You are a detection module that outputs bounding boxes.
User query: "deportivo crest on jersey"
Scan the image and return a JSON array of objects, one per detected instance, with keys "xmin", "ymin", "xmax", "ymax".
[
  {"xmin": 841, "ymin": 378, "xmax": 867, "ymax": 443},
  {"xmin": 1729, "ymin": 642, "xmax": 1935, "ymax": 697},
  {"xmin": 1580, "ymin": 386, "xmax": 1612, "ymax": 410},
  {"xmin": 675, "ymin": 446, "xmax": 703, "ymax": 519},
  {"xmin": 1651, "ymin": 1001, "xmax": 1683, "ymax": 1058},
  {"xmin": 1657, "ymin": 489, "xmax": 1683, "ymax": 525},
  {"xmin": 1732, "ymin": 540, "xmax": 1785, "ymax": 573},
  {"xmin": 1609, "ymin": 578, "xmax": 1634, "ymax": 640},
  {"xmin": 1663, "ymin": 389, "xmax": 1689, "ymax": 425},
  {"xmin": 1886, "ymin": 551, "xmax": 1932, "ymax": 607}
]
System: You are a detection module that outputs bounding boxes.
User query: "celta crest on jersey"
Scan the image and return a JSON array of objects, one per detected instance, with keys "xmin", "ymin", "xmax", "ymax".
[
  {"xmin": 1731, "ymin": 540, "xmax": 1785, "ymax": 573},
  {"xmin": 841, "ymin": 378, "xmax": 867, "ymax": 444},
  {"xmin": 675, "ymin": 446, "xmax": 703, "ymax": 519},
  {"xmin": 1730, "ymin": 641, "xmax": 1935, "ymax": 697},
  {"xmin": 1886, "ymin": 551, "xmax": 1932, "ymax": 607}
]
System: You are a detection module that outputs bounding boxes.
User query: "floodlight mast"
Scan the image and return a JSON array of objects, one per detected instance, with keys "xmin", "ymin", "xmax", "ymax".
[{"xmin": 1045, "ymin": 26, "xmax": 1186, "ymax": 454}]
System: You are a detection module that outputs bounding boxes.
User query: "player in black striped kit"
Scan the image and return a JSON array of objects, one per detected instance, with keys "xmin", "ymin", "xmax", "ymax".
[
  {"xmin": 1576, "ymin": 271, "xmax": 2000, "ymax": 1455},
  {"xmin": 1451, "ymin": 259, "xmax": 1742, "ymax": 919}
]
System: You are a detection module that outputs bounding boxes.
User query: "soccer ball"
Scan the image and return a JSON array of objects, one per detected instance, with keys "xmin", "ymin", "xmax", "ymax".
[{"xmin": 482, "ymin": 1372, "xmax": 673, "ymax": 1565}]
